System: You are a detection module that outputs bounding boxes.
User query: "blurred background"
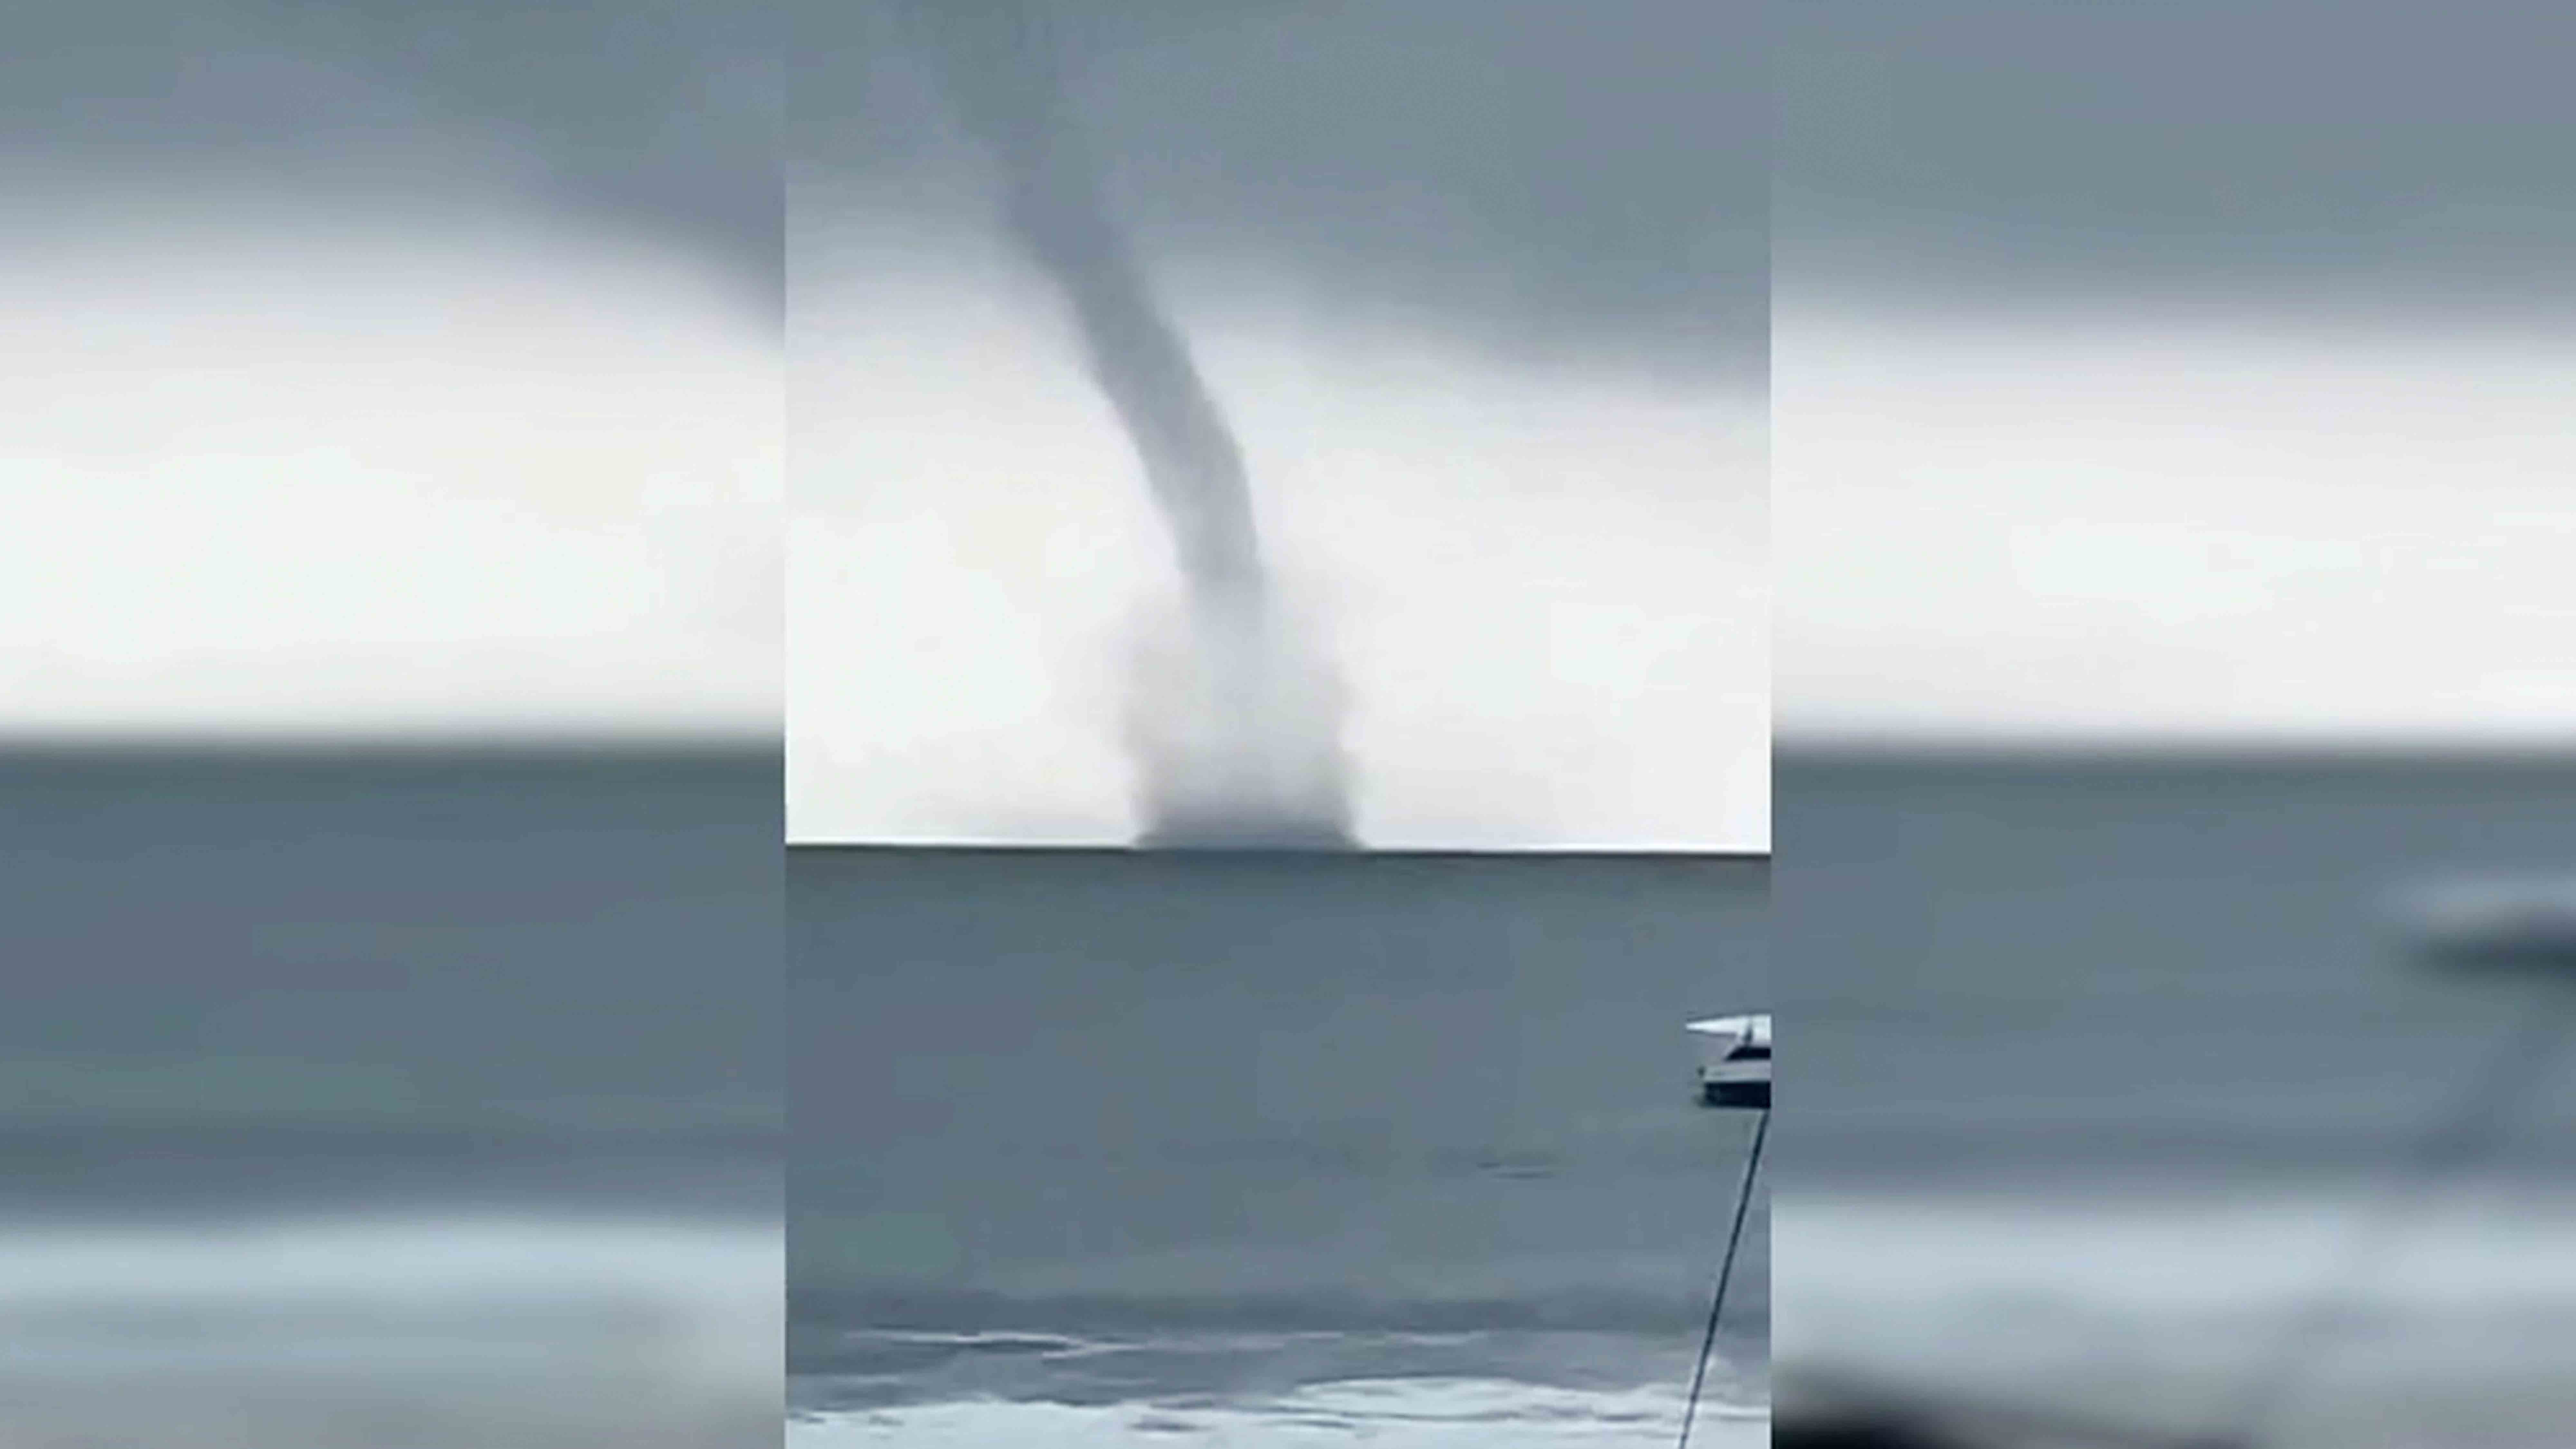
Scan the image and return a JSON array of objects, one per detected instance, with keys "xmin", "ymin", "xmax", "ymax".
[
  {"xmin": 4, "ymin": 3, "xmax": 779, "ymax": 1444},
  {"xmin": 1773, "ymin": 3, "xmax": 2576, "ymax": 1445}
]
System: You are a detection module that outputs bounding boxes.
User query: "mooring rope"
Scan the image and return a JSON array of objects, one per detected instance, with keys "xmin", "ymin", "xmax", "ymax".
[{"xmin": 1679, "ymin": 1104, "xmax": 1769, "ymax": 1449}]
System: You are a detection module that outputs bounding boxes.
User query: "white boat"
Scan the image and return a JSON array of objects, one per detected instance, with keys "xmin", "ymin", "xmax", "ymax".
[{"xmin": 1687, "ymin": 1013, "xmax": 1770, "ymax": 1109}]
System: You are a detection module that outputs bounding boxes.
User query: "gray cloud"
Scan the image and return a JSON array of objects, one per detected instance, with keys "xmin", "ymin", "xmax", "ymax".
[
  {"xmin": 9, "ymin": 1, "xmax": 780, "ymax": 315},
  {"xmin": 1780, "ymin": 0, "xmax": 2576, "ymax": 312},
  {"xmin": 797, "ymin": 0, "xmax": 1765, "ymax": 383}
]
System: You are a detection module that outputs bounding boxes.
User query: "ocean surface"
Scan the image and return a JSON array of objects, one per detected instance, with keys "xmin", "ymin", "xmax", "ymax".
[
  {"xmin": 1774, "ymin": 750, "xmax": 2576, "ymax": 1449},
  {"xmin": 790, "ymin": 848, "xmax": 1769, "ymax": 1445},
  {"xmin": 0, "ymin": 747, "xmax": 781, "ymax": 1447},
  {"xmin": 41, "ymin": 746, "xmax": 2561, "ymax": 1444}
]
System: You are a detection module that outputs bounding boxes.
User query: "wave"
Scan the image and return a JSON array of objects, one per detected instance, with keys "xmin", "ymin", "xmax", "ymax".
[
  {"xmin": 792, "ymin": 1325, "xmax": 1764, "ymax": 1423},
  {"xmin": 790, "ymin": 1374, "xmax": 1768, "ymax": 1447}
]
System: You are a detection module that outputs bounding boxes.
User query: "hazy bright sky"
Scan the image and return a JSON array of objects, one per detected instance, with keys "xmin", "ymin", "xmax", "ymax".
[
  {"xmin": 11, "ymin": 208, "xmax": 775, "ymax": 741},
  {"xmin": 793, "ymin": 247, "xmax": 1766, "ymax": 848},
  {"xmin": 1777, "ymin": 301, "xmax": 2576, "ymax": 746}
]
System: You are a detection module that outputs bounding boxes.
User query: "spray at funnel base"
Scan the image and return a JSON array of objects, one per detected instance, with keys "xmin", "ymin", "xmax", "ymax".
[{"xmin": 1125, "ymin": 587, "xmax": 1355, "ymax": 850}]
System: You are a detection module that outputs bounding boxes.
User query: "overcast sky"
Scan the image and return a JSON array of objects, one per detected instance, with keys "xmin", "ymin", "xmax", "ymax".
[
  {"xmin": 1775, "ymin": 0, "xmax": 2576, "ymax": 747},
  {"xmin": 27, "ymin": 5, "xmax": 2544, "ymax": 777},
  {"xmin": 792, "ymin": 1, "xmax": 1767, "ymax": 849},
  {"xmin": 6, "ymin": 2, "xmax": 777, "ymax": 741}
]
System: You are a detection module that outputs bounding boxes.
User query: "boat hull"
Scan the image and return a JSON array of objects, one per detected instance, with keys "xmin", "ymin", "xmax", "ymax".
[{"xmin": 1701, "ymin": 1078, "xmax": 1769, "ymax": 1110}]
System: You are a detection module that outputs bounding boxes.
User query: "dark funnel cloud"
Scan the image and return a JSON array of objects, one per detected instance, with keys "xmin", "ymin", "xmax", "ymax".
[
  {"xmin": 894, "ymin": 0, "xmax": 1354, "ymax": 849},
  {"xmin": 894, "ymin": 0, "xmax": 1262, "ymax": 601}
]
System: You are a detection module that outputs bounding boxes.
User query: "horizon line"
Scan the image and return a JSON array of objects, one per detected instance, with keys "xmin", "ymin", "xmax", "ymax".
[{"xmin": 786, "ymin": 840, "xmax": 1771, "ymax": 858}]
